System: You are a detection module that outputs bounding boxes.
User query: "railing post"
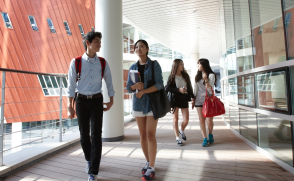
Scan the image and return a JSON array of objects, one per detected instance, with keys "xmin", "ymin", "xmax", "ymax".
[
  {"xmin": 0, "ymin": 71, "xmax": 6, "ymax": 166},
  {"xmin": 59, "ymin": 77, "xmax": 63, "ymax": 142}
]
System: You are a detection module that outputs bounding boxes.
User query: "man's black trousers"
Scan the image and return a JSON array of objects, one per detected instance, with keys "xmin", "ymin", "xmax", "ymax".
[{"xmin": 76, "ymin": 96, "xmax": 103, "ymax": 175}]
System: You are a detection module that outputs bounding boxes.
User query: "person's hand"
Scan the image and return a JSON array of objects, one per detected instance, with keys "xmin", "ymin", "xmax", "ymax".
[
  {"xmin": 179, "ymin": 87, "xmax": 187, "ymax": 94},
  {"xmin": 67, "ymin": 106, "xmax": 75, "ymax": 119},
  {"xmin": 202, "ymin": 73, "xmax": 208, "ymax": 82},
  {"xmin": 134, "ymin": 82, "xmax": 144, "ymax": 90},
  {"xmin": 136, "ymin": 90, "xmax": 144, "ymax": 99},
  {"xmin": 103, "ymin": 100, "xmax": 114, "ymax": 111}
]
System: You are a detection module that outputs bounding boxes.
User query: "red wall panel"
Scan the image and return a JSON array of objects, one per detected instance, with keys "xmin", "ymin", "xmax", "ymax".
[{"xmin": 0, "ymin": 0, "xmax": 95, "ymax": 123}]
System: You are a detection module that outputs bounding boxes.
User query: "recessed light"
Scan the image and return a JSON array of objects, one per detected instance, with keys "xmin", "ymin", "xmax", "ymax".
[{"xmin": 193, "ymin": 10, "xmax": 198, "ymax": 13}]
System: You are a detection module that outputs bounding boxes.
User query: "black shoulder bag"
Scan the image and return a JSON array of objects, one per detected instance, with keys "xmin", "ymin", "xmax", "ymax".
[{"xmin": 147, "ymin": 61, "xmax": 171, "ymax": 120}]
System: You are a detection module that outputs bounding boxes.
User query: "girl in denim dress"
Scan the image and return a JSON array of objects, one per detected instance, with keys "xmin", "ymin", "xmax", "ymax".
[{"xmin": 126, "ymin": 40, "xmax": 164, "ymax": 181}]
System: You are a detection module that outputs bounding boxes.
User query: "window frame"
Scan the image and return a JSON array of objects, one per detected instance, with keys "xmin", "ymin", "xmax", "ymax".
[
  {"xmin": 78, "ymin": 24, "xmax": 85, "ymax": 37},
  {"xmin": 37, "ymin": 75, "xmax": 68, "ymax": 97},
  {"xmin": 237, "ymin": 73, "xmax": 256, "ymax": 108},
  {"xmin": 28, "ymin": 15, "xmax": 38, "ymax": 31},
  {"xmin": 63, "ymin": 21, "xmax": 72, "ymax": 35},
  {"xmin": 1, "ymin": 12, "xmax": 13, "ymax": 29},
  {"xmin": 254, "ymin": 67, "xmax": 291, "ymax": 115},
  {"xmin": 47, "ymin": 18, "xmax": 56, "ymax": 33}
]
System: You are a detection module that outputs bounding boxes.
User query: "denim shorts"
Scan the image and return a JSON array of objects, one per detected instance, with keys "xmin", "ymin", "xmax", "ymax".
[{"xmin": 132, "ymin": 110, "xmax": 153, "ymax": 117}]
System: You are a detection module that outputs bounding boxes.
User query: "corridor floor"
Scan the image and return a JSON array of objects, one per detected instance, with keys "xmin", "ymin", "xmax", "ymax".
[{"xmin": 5, "ymin": 110, "xmax": 294, "ymax": 181}]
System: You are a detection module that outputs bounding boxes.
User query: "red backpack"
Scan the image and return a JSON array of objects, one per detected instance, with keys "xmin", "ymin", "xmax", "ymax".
[{"xmin": 75, "ymin": 56, "xmax": 106, "ymax": 82}]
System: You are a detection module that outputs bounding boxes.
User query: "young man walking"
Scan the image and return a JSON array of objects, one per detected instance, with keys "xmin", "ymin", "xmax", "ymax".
[{"xmin": 67, "ymin": 31, "xmax": 115, "ymax": 181}]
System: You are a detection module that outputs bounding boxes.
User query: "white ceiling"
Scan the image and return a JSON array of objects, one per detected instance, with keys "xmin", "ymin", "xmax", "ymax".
[{"xmin": 122, "ymin": 0, "xmax": 221, "ymax": 64}]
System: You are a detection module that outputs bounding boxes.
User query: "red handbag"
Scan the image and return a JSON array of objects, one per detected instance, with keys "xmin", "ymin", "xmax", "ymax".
[{"xmin": 202, "ymin": 87, "xmax": 225, "ymax": 117}]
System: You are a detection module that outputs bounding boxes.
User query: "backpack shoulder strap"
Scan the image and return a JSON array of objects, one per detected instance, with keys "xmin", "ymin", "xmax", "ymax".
[
  {"xmin": 98, "ymin": 56, "xmax": 106, "ymax": 79},
  {"xmin": 75, "ymin": 56, "xmax": 82, "ymax": 82}
]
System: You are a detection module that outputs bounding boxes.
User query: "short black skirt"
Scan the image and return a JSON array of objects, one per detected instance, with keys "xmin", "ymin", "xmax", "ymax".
[{"xmin": 173, "ymin": 93, "xmax": 189, "ymax": 108}]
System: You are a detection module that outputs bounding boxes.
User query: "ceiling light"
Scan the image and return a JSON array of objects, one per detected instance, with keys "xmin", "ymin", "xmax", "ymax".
[{"xmin": 193, "ymin": 10, "xmax": 198, "ymax": 13}]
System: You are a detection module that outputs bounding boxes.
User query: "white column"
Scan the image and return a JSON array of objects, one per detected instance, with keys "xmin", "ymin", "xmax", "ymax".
[
  {"xmin": 190, "ymin": 53, "xmax": 199, "ymax": 87},
  {"xmin": 96, "ymin": 0, "xmax": 124, "ymax": 141},
  {"xmin": 12, "ymin": 122, "xmax": 22, "ymax": 153}
]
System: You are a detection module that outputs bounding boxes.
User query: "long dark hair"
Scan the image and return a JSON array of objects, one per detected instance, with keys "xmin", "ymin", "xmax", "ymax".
[
  {"xmin": 169, "ymin": 59, "xmax": 190, "ymax": 84},
  {"xmin": 134, "ymin": 39, "xmax": 149, "ymax": 56},
  {"xmin": 195, "ymin": 58, "xmax": 216, "ymax": 85}
]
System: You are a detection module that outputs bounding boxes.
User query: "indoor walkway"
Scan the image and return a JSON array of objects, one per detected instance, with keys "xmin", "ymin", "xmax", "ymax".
[{"xmin": 5, "ymin": 110, "xmax": 294, "ymax": 181}]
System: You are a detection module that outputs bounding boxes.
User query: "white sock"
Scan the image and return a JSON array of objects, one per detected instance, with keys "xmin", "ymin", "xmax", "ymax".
[
  {"xmin": 148, "ymin": 166, "xmax": 155, "ymax": 171},
  {"xmin": 179, "ymin": 130, "xmax": 184, "ymax": 134},
  {"xmin": 176, "ymin": 137, "xmax": 180, "ymax": 140}
]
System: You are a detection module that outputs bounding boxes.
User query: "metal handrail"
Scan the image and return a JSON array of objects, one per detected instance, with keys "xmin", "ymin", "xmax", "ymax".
[
  {"xmin": 0, "ymin": 69, "xmax": 68, "ymax": 166},
  {"xmin": 0, "ymin": 68, "xmax": 67, "ymax": 77}
]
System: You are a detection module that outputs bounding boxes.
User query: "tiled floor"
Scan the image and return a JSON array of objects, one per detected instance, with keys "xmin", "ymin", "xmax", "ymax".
[{"xmin": 5, "ymin": 110, "xmax": 294, "ymax": 181}]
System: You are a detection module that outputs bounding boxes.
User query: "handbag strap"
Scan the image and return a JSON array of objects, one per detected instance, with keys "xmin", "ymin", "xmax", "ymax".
[
  {"xmin": 151, "ymin": 60, "xmax": 155, "ymax": 82},
  {"xmin": 205, "ymin": 86, "xmax": 214, "ymax": 98}
]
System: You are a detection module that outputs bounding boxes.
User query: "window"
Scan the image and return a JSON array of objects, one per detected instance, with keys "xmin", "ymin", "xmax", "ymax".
[
  {"xmin": 78, "ymin": 24, "xmax": 85, "ymax": 37},
  {"xmin": 37, "ymin": 75, "xmax": 68, "ymax": 96},
  {"xmin": 272, "ymin": 18, "xmax": 280, "ymax": 31},
  {"xmin": 258, "ymin": 25, "xmax": 263, "ymax": 34},
  {"xmin": 238, "ymin": 75, "xmax": 255, "ymax": 106},
  {"xmin": 255, "ymin": 70, "xmax": 289, "ymax": 113},
  {"xmin": 28, "ymin": 15, "xmax": 38, "ymax": 31},
  {"xmin": 239, "ymin": 109, "xmax": 258, "ymax": 145},
  {"xmin": 92, "ymin": 27, "xmax": 95, "ymax": 31},
  {"xmin": 285, "ymin": 13, "xmax": 292, "ymax": 28},
  {"xmin": 47, "ymin": 18, "xmax": 56, "ymax": 33},
  {"xmin": 63, "ymin": 21, "xmax": 72, "ymax": 35},
  {"xmin": 250, "ymin": 1, "xmax": 286, "ymax": 67},
  {"xmin": 1, "ymin": 12, "xmax": 12, "ymax": 28},
  {"xmin": 258, "ymin": 114, "xmax": 293, "ymax": 166}
]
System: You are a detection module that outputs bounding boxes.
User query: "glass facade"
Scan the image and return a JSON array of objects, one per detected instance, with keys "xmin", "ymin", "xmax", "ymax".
[
  {"xmin": 238, "ymin": 75, "xmax": 255, "ymax": 106},
  {"xmin": 249, "ymin": 0, "xmax": 287, "ymax": 67},
  {"xmin": 255, "ymin": 70, "xmax": 289, "ymax": 113},
  {"xmin": 258, "ymin": 114, "xmax": 293, "ymax": 166},
  {"xmin": 219, "ymin": 0, "xmax": 294, "ymax": 167},
  {"xmin": 122, "ymin": 26, "xmax": 185, "ymax": 60}
]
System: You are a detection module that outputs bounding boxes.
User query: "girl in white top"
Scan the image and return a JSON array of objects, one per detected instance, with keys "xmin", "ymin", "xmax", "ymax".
[{"xmin": 192, "ymin": 58, "xmax": 216, "ymax": 147}]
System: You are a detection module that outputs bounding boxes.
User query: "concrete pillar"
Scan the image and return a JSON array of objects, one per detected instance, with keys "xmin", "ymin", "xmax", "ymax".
[
  {"xmin": 190, "ymin": 53, "xmax": 199, "ymax": 87},
  {"xmin": 12, "ymin": 122, "xmax": 22, "ymax": 153},
  {"xmin": 96, "ymin": 0, "xmax": 124, "ymax": 141}
]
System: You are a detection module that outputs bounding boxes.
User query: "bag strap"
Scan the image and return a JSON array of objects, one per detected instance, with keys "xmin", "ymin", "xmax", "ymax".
[
  {"xmin": 151, "ymin": 60, "xmax": 155, "ymax": 82},
  {"xmin": 75, "ymin": 56, "xmax": 82, "ymax": 82},
  {"xmin": 205, "ymin": 86, "xmax": 214, "ymax": 98},
  {"xmin": 98, "ymin": 56, "xmax": 106, "ymax": 79}
]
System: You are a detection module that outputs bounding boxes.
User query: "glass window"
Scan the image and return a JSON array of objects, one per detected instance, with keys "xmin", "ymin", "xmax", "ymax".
[
  {"xmin": 123, "ymin": 27, "xmax": 135, "ymax": 54},
  {"xmin": 92, "ymin": 27, "xmax": 94, "ymax": 31},
  {"xmin": 224, "ymin": 103, "xmax": 230, "ymax": 125},
  {"xmin": 283, "ymin": 0, "xmax": 294, "ymax": 59},
  {"xmin": 238, "ymin": 75, "xmax": 255, "ymax": 106},
  {"xmin": 233, "ymin": 0, "xmax": 254, "ymax": 72},
  {"xmin": 255, "ymin": 70, "xmax": 288, "ymax": 113},
  {"xmin": 239, "ymin": 109, "xmax": 258, "ymax": 145},
  {"xmin": 28, "ymin": 15, "xmax": 38, "ymax": 31},
  {"xmin": 63, "ymin": 21, "xmax": 72, "ymax": 35},
  {"xmin": 37, "ymin": 75, "xmax": 46, "ymax": 88},
  {"xmin": 224, "ymin": 0, "xmax": 237, "ymax": 75},
  {"xmin": 258, "ymin": 114, "xmax": 293, "ymax": 166},
  {"xmin": 43, "ymin": 76, "xmax": 52, "ymax": 88},
  {"xmin": 78, "ymin": 24, "xmax": 84, "ymax": 37},
  {"xmin": 47, "ymin": 18, "xmax": 56, "ymax": 33},
  {"xmin": 1, "ymin": 12, "xmax": 13, "ymax": 29},
  {"xmin": 229, "ymin": 106, "xmax": 239, "ymax": 133},
  {"xmin": 289, "ymin": 67, "xmax": 294, "ymax": 114},
  {"xmin": 229, "ymin": 77, "xmax": 238, "ymax": 104},
  {"xmin": 223, "ymin": 79, "xmax": 229, "ymax": 102},
  {"xmin": 249, "ymin": 0, "xmax": 287, "ymax": 67},
  {"xmin": 62, "ymin": 77, "xmax": 67, "ymax": 88},
  {"xmin": 50, "ymin": 76, "xmax": 58, "ymax": 88}
]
